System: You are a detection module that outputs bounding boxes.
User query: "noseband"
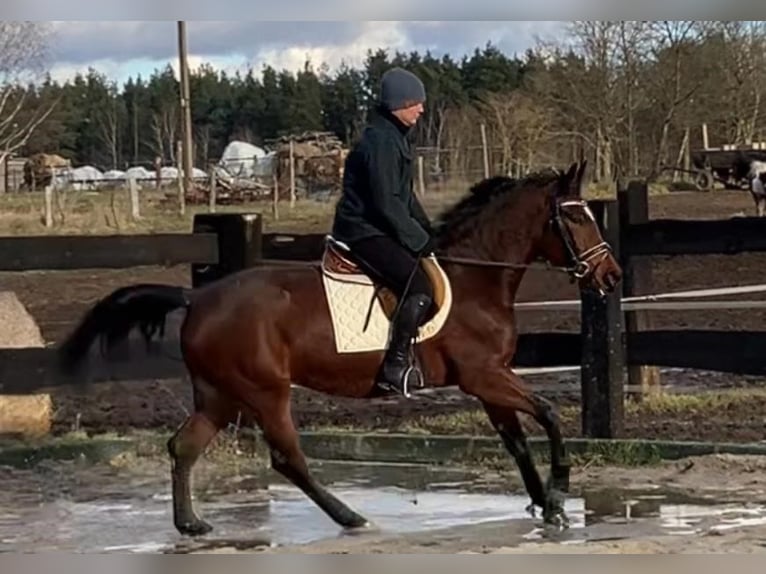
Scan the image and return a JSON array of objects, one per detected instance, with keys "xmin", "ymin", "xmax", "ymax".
[{"xmin": 552, "ymin": 199, "xmax": 612, "ymax": 280}]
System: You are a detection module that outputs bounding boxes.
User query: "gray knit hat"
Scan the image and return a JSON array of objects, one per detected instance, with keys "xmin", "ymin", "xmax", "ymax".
[{"xmin": 379, "ymin": 67, "xmax": 426, "ymax": 111}]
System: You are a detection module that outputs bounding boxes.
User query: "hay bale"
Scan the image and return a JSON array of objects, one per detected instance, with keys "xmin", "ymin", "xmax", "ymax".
[{"xmin": 0, "ymin": 292, "xmax": 52, "ymax": 437}]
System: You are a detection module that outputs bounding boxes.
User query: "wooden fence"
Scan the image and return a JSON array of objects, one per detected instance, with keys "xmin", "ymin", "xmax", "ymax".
[{"xmin": 2, "ymin": 182, "xmax": 766, "ymax": 439}]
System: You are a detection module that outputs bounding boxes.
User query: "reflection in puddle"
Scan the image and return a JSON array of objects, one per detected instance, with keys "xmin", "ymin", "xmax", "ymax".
[
  {"xmin": 0, "ymin": 459, "xmax": 765, "ymax": 552},
  {"xmin": 580, "ymin": 487, "xmax": 766, "ymax": 536},
  {"xmin": 263, "ymin": 483, "xmax": 586, "ymax": 544}
]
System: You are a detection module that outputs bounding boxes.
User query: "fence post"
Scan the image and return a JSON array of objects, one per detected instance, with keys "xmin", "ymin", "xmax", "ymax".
[
  {"xmin": 580, "ymin": 199, "xmax": 625, "ymax": 438},
  {"xmin": 176, "ymin": 140, "xmax": 186, "ymax": 216},
  {"xmin": 191, "ymin": 213, "xmax": 263, "ymax": 288},
  {"xmin": 417, "ymin": 155, "xmax": 426, "ymax": 197},
  {"xmin": 480, "ymin": 123, "xmax": 490, "ymax": 178},
  {"xmin": 2, "ymin": 154, "xmax": 8, "ymax": 194},
  {"xmin": 128, "ymin": 176, "xmax": 140, "ymax": 221},
  {"xmin": 44, "ymin": 185, "xmax": 53, "ymax": 228},
  {"xmin": 209, "ymin": 166, "xmax": 217, "ymax": 213},
  {"xmin": 289, "ymin": 139, "xmax": 296, "ymax": 208},
  {"xmin": 618, "ymin": 179, "xmax": 661, "ymax": 397}
]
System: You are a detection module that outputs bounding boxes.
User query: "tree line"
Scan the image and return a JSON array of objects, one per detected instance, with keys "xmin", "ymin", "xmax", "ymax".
[{"xmin": 7, "ymin": 21, "xmax": 766, "ymax": 183}]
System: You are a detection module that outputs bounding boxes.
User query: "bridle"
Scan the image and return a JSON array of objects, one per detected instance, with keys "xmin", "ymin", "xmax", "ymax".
[
  {"xmin": 552, "ymin": 198, "xmax": 612, "ymax": 280},
  {"xmin": 436, "ymin": 196, "xmax": 612, "ymax": 282}
]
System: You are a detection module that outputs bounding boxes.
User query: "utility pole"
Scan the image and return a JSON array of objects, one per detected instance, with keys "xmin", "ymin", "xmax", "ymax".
[{"xmin": 177, "ymin": 21, "xmax": 193, "ymax": 206}]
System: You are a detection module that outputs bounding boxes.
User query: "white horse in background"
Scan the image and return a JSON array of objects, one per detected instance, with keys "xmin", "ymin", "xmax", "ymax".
[{"xmin": 747, "ymin": 160, "xmax": 766, "ymax": 216}]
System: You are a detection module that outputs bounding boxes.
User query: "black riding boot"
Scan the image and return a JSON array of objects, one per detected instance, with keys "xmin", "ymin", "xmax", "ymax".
[{"xmin": 374, "ymin": 293, "xmax": 432, "ymax": 397}]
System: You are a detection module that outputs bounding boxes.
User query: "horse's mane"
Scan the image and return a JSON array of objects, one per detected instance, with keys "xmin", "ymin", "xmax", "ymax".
[{"xmin": 434, "ymin": 169, "xmax": 561, "ymax": 245}]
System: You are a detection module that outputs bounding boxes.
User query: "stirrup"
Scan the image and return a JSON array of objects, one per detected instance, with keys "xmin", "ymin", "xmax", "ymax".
[{"xmin": 375, "ymin": 363, "xmax": 422, "ymax": 398}]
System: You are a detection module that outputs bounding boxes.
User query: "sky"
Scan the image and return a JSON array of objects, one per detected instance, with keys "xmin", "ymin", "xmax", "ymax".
[{"xmin": 44, "ymin": 21, "xmax": 566, "ymax": 85}]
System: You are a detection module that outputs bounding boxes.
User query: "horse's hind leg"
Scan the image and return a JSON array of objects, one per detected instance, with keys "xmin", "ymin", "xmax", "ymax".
[
  {"xmin": 250, "ymin": 385, "xmax": 369, "ymax": 530},
  {"xmin": 167, "ymin": 378, "xmax": 230, "ymax": 536}
]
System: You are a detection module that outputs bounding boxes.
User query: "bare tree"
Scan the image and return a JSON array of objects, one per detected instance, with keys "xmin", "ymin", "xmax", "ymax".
[
  {"xmin": 150, "ymin": 103, "xmax": 179, "ymax": 164},
  {"xmin": 423, "ymin": 101, "xmax": 449, "ymax": 175},
  {"xmin": 480, "ymin": 91, "xmax": 554, "ymax": 176},
  {"xmin": 0, "ymin": 22, "xmax": 58, "ymax": 166},
  {"xmin": 442, "ymin": 105, "xmax": 481, "ymax": 181},
  {"xmin": 615, "ymin": 21, "xmax": 652, "ymax": 177},
  {"xmin": 644, "ymin": 21, "xmax": 706, "ymax": 177},
  {"xmin": 97, "ymin": 87, "xmax": 121, "ymax": 170},
  {"xmin": 531, "ymin": 22, "xmax": 627, "ymax": 181},
  {"xmin": 706, "ymin": 21, "xmax": 766, "ymax": 144},
  {"xmin": 480, "ymin": 94, "xmax": 515, "ymax": 175},
  {"xmin": 195, "ymin": 124, "xmax": 210, "ymax": 166}
]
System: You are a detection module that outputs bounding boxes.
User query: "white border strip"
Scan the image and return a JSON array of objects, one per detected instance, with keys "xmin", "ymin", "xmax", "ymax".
[
  {"xmin": 516, "ymin": 300, "xmax": 766, "ymax": 311},
  {"xmin": 515, "ymin": 283, "xmax": 766, "ymax": 311}
]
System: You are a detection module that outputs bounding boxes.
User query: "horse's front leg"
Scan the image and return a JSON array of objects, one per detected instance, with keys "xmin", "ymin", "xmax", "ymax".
[
  {"xmin": 528, "ymin": 392, "xmax": 571, "ymax": 496},
  {"xmin": 480, "ymin": 403, "xmax": 546, "ymax": 514},
  {"xmin": 458, "ymin": 366, "xmax": 570, "ymax": 528}
]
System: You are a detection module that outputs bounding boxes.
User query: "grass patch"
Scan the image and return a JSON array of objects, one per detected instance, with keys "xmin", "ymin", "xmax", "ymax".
[
  {"xmin": 570, "ymin": 441, "xmax": 663, "ymax": 467},
  {"xmin": 1, "ymin": 178, "xmax": 668, "ymax": 237},
  {"xmin": 0, "ymin": 183, "xmax": 467, "ymax": 237},
  {"xmin": 395, "ymin": 410, "xmax": 495, "ymax": 435},
  {"xmin": 624, "ymin": 388, "xmax": 765, "ymax": 417},
  {"xmin": 4, "ymin": 398, "xmax": 759, "ymax": 472},
  {"xmin": 389, "ymin": 406, "xmax": 581, "ymax": 437},
  {"xmin": 297, "ymin": 389, "xmax": 766, "ymax": 441},
  {"xmin": 0, "ymin": 426, "xmax": 269, "ymax": 470},
  {"xmin": 0, "ymin": 188, "xmax": 341, "ymax": 236}
]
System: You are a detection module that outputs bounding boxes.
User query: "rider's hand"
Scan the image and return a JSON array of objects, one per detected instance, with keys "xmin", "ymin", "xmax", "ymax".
[{"xmin": 420, "ymin": 236, "xmax": 437, "ymax": 256}]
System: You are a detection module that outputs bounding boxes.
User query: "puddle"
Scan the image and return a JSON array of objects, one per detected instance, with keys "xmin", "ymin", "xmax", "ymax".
[{"xmin": 0, "ymin": 459, "xmax": 765, "ymax": 552}]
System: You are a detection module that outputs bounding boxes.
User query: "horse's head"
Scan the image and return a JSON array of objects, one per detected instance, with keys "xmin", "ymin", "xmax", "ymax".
[{"xmin": 536, "ymin": 161, "xmax": 622, "ymax": 294}]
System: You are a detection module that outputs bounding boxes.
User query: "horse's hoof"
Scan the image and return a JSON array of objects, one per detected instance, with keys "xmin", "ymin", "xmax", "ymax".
[
  {"xmin": 343, "ymin": 521, "xmax": 376, "ymax": 536},
  {"xmin": 525, "ymin": 503, "xmax": 538, "ymax": 518},
  {"xmin": 176, "ymin": 519, "xmax": 213, "ymax": 536},
  {"xmin": 542, "ymin": 489, "xmax": 569, "ymax": 530},
  {"xmin": 542, "ymin": 505, "xmax": 570, "ymax": 530}
]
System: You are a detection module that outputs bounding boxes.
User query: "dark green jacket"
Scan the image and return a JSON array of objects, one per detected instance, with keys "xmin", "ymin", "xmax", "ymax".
[{"xmin": 331, "ymin": 107, "xmax": 433, "ymax": 253}]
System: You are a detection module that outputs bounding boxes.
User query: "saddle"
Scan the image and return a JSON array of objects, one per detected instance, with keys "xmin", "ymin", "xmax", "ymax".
[
  {"xmin": 319, "ymin": 236, "xmax": 452, "ymax": 354},
  {"xmin": 321, "ymin": 237, "xmax": 401, "ymax": 319}
]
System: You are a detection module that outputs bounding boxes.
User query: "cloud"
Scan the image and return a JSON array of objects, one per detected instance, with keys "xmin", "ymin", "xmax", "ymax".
[
  {"xmin": 400, "ymin": 21, "xmax": 565, "ymax": 57},
  {"xmin": 252, "ymin": 22, "xmax": 410, "ymax": 73},
  {"xmin": 41, "ymin": 21, "xmax": 561, "ymax": 84},
  {"xmin": 48, "ymin": 21, "xmax": 375, "ymax": 66}
]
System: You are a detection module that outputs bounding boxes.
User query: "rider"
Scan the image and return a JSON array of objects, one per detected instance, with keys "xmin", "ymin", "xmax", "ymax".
[{"xmin": 331, "ymin": 67, "xmax": 436, "ymax": 397}]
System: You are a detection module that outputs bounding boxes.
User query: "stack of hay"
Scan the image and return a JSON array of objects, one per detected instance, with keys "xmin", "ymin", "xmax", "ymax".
[{"xmin": 0, "ymin": 292, "xmax": 52, "ymax": 437}]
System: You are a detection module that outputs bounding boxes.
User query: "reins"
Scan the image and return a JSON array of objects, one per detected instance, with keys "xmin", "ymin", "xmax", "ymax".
[{"xmin": 434, "ymin": 254, "xmax": 577, "ymax": 274}]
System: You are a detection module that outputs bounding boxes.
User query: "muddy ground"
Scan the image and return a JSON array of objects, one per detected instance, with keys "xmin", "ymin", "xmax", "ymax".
[
  {"xmin": 3, "ymin": 439, "xmax": 766, "ymax": 553},
  {"xmin": 190, "ymin": 453, "xmax": 766, "ymax": 554},
  {"xmin": 3, "ymin": 189, "xmax": 766, "ymax": 442}
]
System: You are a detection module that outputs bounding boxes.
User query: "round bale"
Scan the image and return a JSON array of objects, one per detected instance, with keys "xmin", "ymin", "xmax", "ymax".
[{"xmin": 0, "ymin": 291, "xmax": 52, "ymax": 437}]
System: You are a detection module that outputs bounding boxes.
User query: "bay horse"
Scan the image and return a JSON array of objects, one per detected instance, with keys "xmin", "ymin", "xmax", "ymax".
[{"xmin": 58, "ymin": 160, "xmax": 622, "ymax": 536}]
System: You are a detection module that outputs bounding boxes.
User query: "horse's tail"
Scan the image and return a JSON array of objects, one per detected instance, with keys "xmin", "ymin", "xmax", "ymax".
[{"xmin": 58, "ymin": 283, "xmax": 191, "ymax": 373}]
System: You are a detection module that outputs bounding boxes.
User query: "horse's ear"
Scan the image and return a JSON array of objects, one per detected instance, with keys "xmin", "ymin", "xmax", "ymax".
[{"xmin": 557, "ymin": 162, "xmax": 579, "ymax": 196}]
